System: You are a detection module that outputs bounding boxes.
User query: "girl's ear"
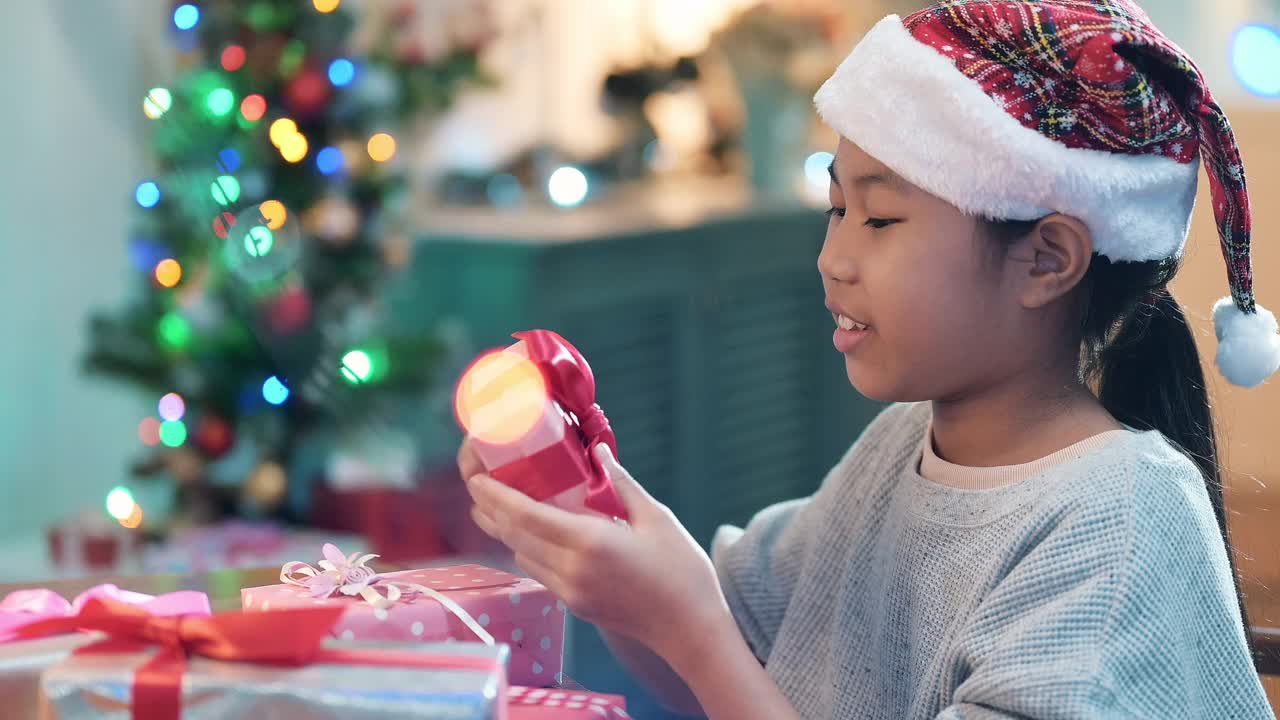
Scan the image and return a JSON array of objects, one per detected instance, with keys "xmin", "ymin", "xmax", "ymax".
[{"xmin": 1016, "ymin": 213, "xmax": 1094, "ymax": 309}]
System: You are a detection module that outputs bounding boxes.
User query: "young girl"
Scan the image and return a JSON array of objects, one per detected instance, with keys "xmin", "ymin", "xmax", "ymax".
[{"xmin": 464, "ymin": 1, "xmax": 1280, "ymax": 717}]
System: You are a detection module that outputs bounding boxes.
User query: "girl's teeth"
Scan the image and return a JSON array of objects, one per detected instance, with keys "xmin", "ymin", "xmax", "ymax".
[{"xmin": 837, "ymin": 314, "xmax": 864, "ymax": 331}]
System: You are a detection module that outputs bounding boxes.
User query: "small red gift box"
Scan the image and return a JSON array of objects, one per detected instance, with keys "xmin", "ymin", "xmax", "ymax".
[{"xmin": 506, "ymin": 685, "xmax": 630, "ymax": 718}]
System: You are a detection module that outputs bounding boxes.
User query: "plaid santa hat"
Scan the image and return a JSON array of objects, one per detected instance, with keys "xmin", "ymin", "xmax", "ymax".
[{"xmin": 814, "ymin": 0, "xmax": 1280, "ymax": 387}]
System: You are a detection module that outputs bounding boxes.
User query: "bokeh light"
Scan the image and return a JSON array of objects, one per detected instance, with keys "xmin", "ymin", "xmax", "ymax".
[
  {"xmin": 143, "ymin": 88, "xmax": 172, "ymax": 119},
  {"xmin": 262, "ymin": 375, "xmax": 290, "ymax": 405},
  {"xmin": 548, "ymin": 166, "xmax": 589, "ymax": 208},
  {"xmin": 280, "ymin": 132, "xmax": 309, "ymax": 163},
  {"xmin": 328, "ymin": 58, "xmax": 355, "ymax": 87},
  {"xmin": 135, "ymin": 181, "xmax": 161, "ymax": 208},
  {"xmin": 158, "ymin": 392, "xmax": 186, "ymax": 422},
  {"xmin": 160, "ymin": 420, "xmax": 188, "ymax": 448},
  {"xmin": 206, "ymin": 87, "xmax": 235, "ymax": 117},
  {"xmin": 173, "ymin": 4, "xmax": 200, "ymax": 31},
  {"xmin": 340, "ymin": 350, "xmax": 373, "ymax": 384},
  {"xmin": 154, "ymin": 259, "xmax": 183, "ymax": 288},
  {"xmin": 1232, "ymin": 24, "xmax": 1280, "ymax": 97},
  {"xmin": 158, "ymin": 311, "xmax": 193, "ymax": 350},
  {"xmin": 138, "ymin": 418, "xmax": 162, "ymax": 446},
  {"xmin": 805, "ymin": 151, "xmax": 835, "ymax": 192},
  {"xmin": 316, "ymin": 146, "xmax": 344, "ymax": 175},
  {"xmin": 454, "ymin": 349, "xmax": 549, "ymax": 445},
  {"xmin": 218, "ymin": 147, "xmax": 241, "ymax": 173},
  {"xmin": 243, "ymin": 225, "xmax": 275, "ymax": 257},
  {"xmin": 106, "ymin": 486, "xmax": 136, "ymax": 521},
  {"xmin": 258, "ymin": 199, "xmax": 288, "ymax": 229},
  {"xmin": 221, "ymin": 45, "xmax": 246, "ymax": 72},
  {"xmin": 269, "ymin": 118, "xmax": 298, "ymax": 147},
  {"xmin": 213, "ymin": 211, "xmax": 236, "ymax": 239},
  {"xmin": 211, "ymin": 175, "xmax": 241, "ymax": 206},
  {"xmin": 367, "ymin": 133, "xmax": 396, "ymax": 162},
  {"xmin": 240, "ymin": 94, "xmax": 267, "ymax": 122},
  {"xmin": 120, "ymin": 505, "xmax": 144, "ymax": 529},
  {"xmin": 313, "ymin": 0, "xmax": 341, "ymax": 13}
]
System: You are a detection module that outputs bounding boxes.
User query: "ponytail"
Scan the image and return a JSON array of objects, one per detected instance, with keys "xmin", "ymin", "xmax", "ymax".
[{"xmin": 983, "ymin": 219, "xmax": 1259, "ymax": 667}]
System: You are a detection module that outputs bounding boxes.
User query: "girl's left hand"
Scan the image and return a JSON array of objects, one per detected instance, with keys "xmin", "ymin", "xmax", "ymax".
[{"xmin": 464, "ymin": 444, "xmax": 728, "ymax": 667}]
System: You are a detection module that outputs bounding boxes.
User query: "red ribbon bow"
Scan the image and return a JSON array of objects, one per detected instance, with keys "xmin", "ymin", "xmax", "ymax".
[
  {"xmin": 16, "ymin": 597, "xmax": 343, "ymax": 720},
  {"xmin": 512, "ymin": 330, "xmax": 627, "ymax": 520}
]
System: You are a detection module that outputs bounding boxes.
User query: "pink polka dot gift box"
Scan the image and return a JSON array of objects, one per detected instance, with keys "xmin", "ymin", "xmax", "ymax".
[
  {"xmin": 506, "ymin": 685, "xmax": 630, "ymax": 719},
  {"xmin": 241, "ymin": 544, "xmax": 566, "ymax": 688}
]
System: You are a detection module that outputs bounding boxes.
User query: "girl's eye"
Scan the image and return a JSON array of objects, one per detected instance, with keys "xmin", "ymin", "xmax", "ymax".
[
  {"xmin": 825, "ymin": 207, "xmax": 846, "ymax": 219},
  {"xmin": 865, "ymin": 218, "xmax": 898, "ymax": 229}
]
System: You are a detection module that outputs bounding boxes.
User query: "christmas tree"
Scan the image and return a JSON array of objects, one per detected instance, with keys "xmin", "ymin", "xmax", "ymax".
[{"xmin": 85, "ymin": 0, "xmax": 495, "ymax": 526}]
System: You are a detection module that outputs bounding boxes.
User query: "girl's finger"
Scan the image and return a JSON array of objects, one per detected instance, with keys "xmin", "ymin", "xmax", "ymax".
[
  {"xmin": 594, "ymin": 444, "xmax": 656, "ymax": 520},
  {"xmin": 468, "ymin": 474, "xmax": 602, "ymax": 547}
]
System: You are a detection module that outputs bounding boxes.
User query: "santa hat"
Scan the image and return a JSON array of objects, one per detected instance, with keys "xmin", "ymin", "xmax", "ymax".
[{"xmin": 814, "ymin": 0, "xmax": 1280, "ymax": 387}]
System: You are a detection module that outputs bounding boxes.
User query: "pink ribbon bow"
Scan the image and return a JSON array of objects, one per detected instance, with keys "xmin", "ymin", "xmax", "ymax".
[
  {"xmin": 511, "ymin": 329, "xmax": 627, "ymax": 520},
  {"xmin": 0, "ymin": 583, "xmax": 212, "ymax": 642}
]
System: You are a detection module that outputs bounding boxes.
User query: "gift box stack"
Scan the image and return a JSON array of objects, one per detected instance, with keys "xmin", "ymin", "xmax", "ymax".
[{"xmin": 0, "ymin": 545, "xmax": 625, "ymax": 719}]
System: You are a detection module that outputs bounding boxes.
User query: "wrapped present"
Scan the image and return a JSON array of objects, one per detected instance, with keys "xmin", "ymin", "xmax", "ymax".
[
  {"xmin": 0, "ymin": 585, "xmax": 212, "ymax": 719},
  {"xmin": 453, "ymin": 329, "xmax": 628, "ymax": 521},
  {"xmin": 506, "ymin": 685, "xmax": 631, "ymax": 719},
  {"xmin": 1, "ymin": 583, "xmax": 211, "ymax": 642},
  {"xmin": 18, "ymin": 598, "xmax": 510, "ymax": 720},
  {"xmin": 243, "ymin": 544, "xmax": 566, "ymax": 687}
]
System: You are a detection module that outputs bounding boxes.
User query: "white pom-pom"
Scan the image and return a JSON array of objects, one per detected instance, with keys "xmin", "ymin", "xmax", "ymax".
[{"xmin": 1213, "ymin": 297, "xmax": 1280, "ymax": 388}]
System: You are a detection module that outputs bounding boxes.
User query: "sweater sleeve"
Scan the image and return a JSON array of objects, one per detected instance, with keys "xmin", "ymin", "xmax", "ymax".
[
  {"xmin": 710, "ymin": 402, "xmax": 913, "ymax": 664},
  {"xmin": 934, "ymin": 453, "xmax": 1275, "ymax": 720}
]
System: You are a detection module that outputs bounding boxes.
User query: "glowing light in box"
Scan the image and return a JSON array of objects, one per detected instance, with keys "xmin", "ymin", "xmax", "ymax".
[{"xmin": 454, "ymin": 349, "xmax": 549, "ymax": 445}]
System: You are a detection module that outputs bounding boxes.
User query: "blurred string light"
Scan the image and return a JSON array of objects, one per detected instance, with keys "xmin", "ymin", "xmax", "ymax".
[
  {"xmin": 158, "ymin": 311, "xmax": 193, "ymax": 350},
  {"xmin": 143, "ymin": 88, "xmax": 172, "ymax": 120},
  {"xmin": 136, "ymin": 181, "xmax": 161, "ymax": 208},
  {"xmin": 313, "ymin": 0, "xmax": 341, "ymax": 13},
  {"xmin": 158, "ymin": 392, "xmax": 186, "ymax": 422},
  {"xmin": 367, "ymin": 133, "xmax": 396, "ymax": 162},
  {"xmin": 328, "ymin": 58, "xmax": 355, "ymax": 87},
  {"xmin": 240, "ymin": 94, "xmax": 267, "ymax": 122},
  {"xmin": 206, "ymin": 87, "xmax": 235, "ymax": 117},
  {"xmin": 340, "ymin": 349, "xmax": 373, "ymax": 384},
  {"xmin": 243, "ymin": 225, "xmax": 275, "ymax": 257},
  {"xmin": 218, "ymin": 148, "xmax": 241, "ymax": 172},
  {"xmin": 105, "ymin": 486, "xmax": 136, "ymax": 520},
  {"xmin": 454, "ymin": 349, "xmax": 549, "ymax": 444},
  {"xmin": 805, "ymin": 151, "xmax": 835, "ymax": 194},
  {"xmin": 120, "ymin": 505, "xmax": 144, "ymax": 529},
  {"xmin": 269, "ymin": 118, "xmax": 297, "ymax": 146},
  {"xmin": 173, "ymin": 4, "xmax": 200, "ymax": 31},
  {"xmin": 213, "ymin": 211, "xmax": 236, "ymax": 239},
  {"xmin": 258, "ymin": 200, "xmax": 288, "ymax": 229},
  {"xmin": 548, "ymin": 166, "xmax": 588, "ymax": 208},
  {"xmin": 316, "ymin": 146, "xmax": 344, "ymax": 175},
  {"xmin": 1232, "ymin": 24, "xmax": 1280, "ymax": 97},
  {"xmin": 154, "ymin": 258, "xmax": 183, "ymax": 288},
  {"xmin": 138, "ymin": 418, "xmax": 162, "ymax": 446},
  {"xmin": 270, "ymin": 118, "xmax": 309, "ymax": 162},
  {"xmin": 262, "ymin": 375, "xmax": 290, "ymax": 405},
  {"xmin": 221, "ymin": 45, "xmax": 246, "ymax": 72},
  {"xmin": 211, "ymin": 175, "xmax": 241, "ymax": 205},
  {"xmin": 160, "ymin": 420, "xmax": 187, "ymax": 448}
]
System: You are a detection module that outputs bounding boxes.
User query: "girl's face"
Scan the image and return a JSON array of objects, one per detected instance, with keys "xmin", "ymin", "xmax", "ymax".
[{"xmin": 819, "ymin": 139, "xmax": 1032, "ymax": 402}]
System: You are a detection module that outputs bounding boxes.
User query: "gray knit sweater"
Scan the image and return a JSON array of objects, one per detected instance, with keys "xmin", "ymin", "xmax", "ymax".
[{"xmin": 712, "ymin": 402, "xmax": 1274, "ymax": 719}]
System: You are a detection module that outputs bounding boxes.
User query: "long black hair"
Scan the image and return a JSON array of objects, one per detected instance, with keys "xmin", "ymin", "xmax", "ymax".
[{"xmin": 982, "ymin": 217, "xmax": 1258, "ymax": 667}]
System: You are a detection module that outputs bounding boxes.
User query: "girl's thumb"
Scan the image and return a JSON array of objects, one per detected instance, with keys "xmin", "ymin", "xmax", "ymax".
[{"xmin": 593, "ymin": 443, "xmax": 655, "ymax": 513}]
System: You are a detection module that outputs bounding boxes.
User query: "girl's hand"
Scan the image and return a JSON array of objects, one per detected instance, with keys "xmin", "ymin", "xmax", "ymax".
[{"xmin": 462, "ymin": 442, "xmax": 730, "ymax": 668}]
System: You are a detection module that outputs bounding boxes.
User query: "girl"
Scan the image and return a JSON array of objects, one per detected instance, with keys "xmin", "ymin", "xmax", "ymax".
[{"xmin": 464, "ymin": 1, "xmax": 1280, "ymax": 717}]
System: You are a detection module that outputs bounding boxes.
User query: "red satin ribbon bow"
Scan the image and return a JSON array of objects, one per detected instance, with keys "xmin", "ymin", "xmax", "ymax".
[
  {"xmin": 512, "ymin": 329, "xmax": 628, "ymax": 520},
  {"xmin": 16, "ymin": 597, "xmax": 343, "ymax": 720}
]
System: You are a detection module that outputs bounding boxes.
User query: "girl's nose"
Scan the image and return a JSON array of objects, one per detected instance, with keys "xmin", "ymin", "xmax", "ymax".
[{"xmin": 818, "ymin": 235, "xmax": 856, "ymax": 284}]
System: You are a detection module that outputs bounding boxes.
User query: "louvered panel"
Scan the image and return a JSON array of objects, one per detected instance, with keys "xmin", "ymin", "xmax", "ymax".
[
  {"xmin": 554, "ymin": 301, "xmax": 678, "ymax": 505},
  {"xmin": 701, "ymin": 272, "xmax": 823, "ymax": 542}
]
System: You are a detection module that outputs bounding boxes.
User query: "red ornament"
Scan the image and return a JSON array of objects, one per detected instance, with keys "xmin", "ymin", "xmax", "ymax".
[
  {"xmin": 285, "ymin": 67, "xmax": 331, "ymax": 118},
  {"xmin": 195, "ymin": 416, "xmax": 235, "ymax": 459},
  {"xmin": 266, "ymin": 286, "xmax": 312, "ymax": 334}
]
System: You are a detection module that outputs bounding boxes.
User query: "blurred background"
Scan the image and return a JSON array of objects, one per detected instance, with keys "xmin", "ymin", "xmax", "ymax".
[{"xmin": 0, "ymin": 0, "xmax": 1276, "ymax": 714}]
